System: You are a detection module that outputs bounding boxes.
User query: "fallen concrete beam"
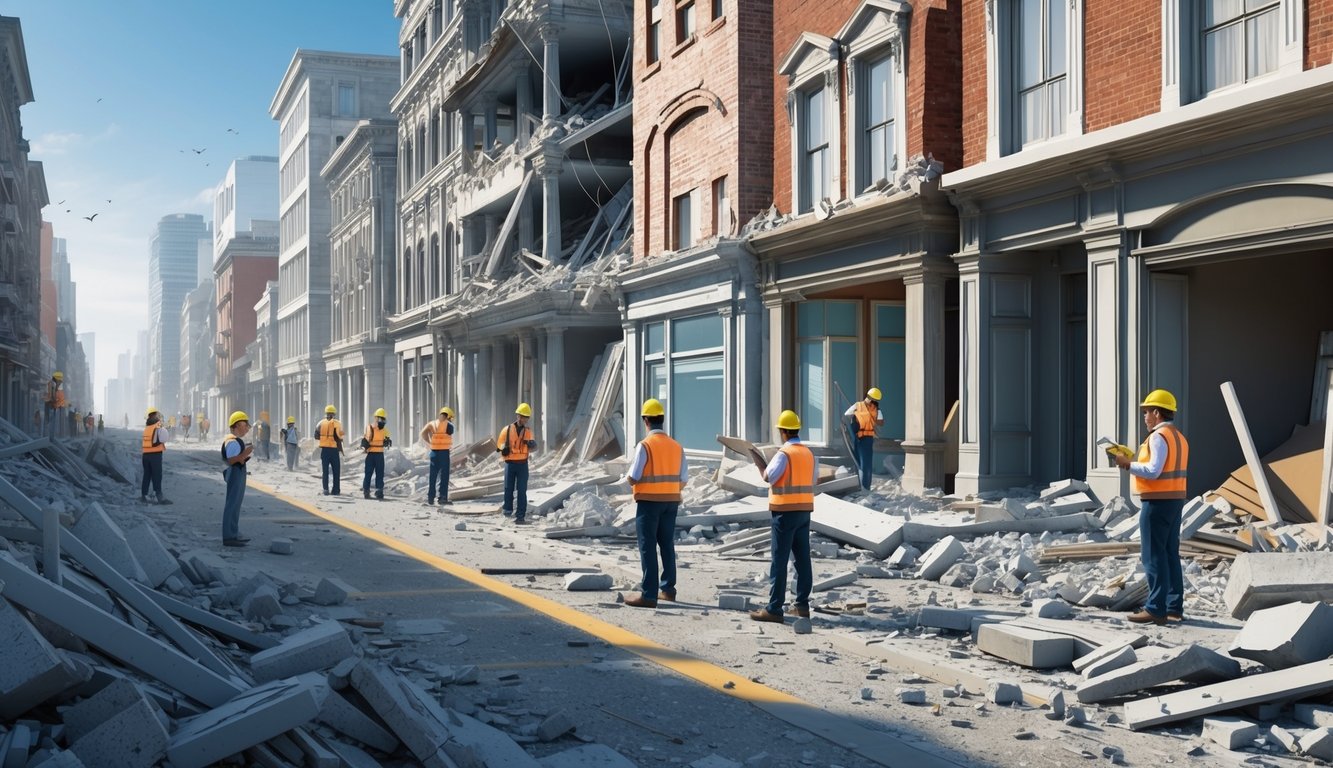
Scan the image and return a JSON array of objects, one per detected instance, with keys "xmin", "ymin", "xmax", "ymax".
[
  {"xmin": 0, "ymin": 436, "xmax": 50, "ymax": 460},
  {"xmin": 1076, "ymin": 644, "xmax": 1241, "ymax": 704},
  {"xmin": 168, "ymin": 678, "xmax": 326, "ymax": 768},
  {"xmin": 527, "ymin": 481, "xmax": 589, "ymax": 516},
  {"xmin": 677, "ymin": 497, "xmax": 770, "ymax": 528},
  {"xmin": 1001, "ymin": 617, "xmax": 1147, "ymax": 653},
  {"xmin": 294, "ymin": 673, "xmax": 399, "ymax": 753},
  {"xmin": 976, "ymin": 623, "xmax": 1074, "ymax": 669},
  {"xmin": 1221, "ymin": 381, "xmax": 1286, "ymax": 523},
  {"xmin": 544, "ymin": 524, "xmax": 620, "ymax": 539},
  {"xmin": 249, "ymin": 620, "xmax": 355, "ymax": 683},
  {"xmin": 810, "ymin": 494, "xmax": 904, "ymax": 558},
  {"xmin": 69, "ymin": 688, "xmax": 170, "ymax": 768},
  {"xmin": 1079, "ymin": 645, "xmax": 1137, "ymax": 679},
  {"xmin": 901, "ymin": 512, "xmax": 1102, "ymax": 544},
  {"xmin": 0, "ymin": 476, "xmax": 234, "ymax": 678},
  {"xmin": 0, "ymin": 552, "xmax": 244, "ymax": 707},
  {"xmin": 70, "ymin": 502, "xmax": 149, "ymax": 584},
  {"xmin": 718, "ymin": 463, "xmax": 768, "ymax": 497},
  {"xmin": 0, "ymin": 596, "xmax": 88, "ymax": 719},
  {"xmin": 1229, "ymin": 601, "xmax": 1333, "ymax": 669},
  {"xmin": 1223, "ymin": 551, "xmax": 1333, "ymax": 619},
  {"xmin": 123, "ymin": 521, "xmax": 179, "ymax": 588},
  {"xmin": 1124, "ymin": 658, "xmax": 1333, "ymax": 730},
  {"xmin": 142, "ymin": 586, "xmax": 278, "ymax": 651}
]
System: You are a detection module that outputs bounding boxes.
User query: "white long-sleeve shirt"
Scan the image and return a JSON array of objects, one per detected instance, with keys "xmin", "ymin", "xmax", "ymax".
[
  {"xmin": 764, "ymin": 437, "xmax": 812, "ymax": 485},
  {"xmin": 1128, "ymin": 424, "xmax": 1171, "ymax": 480},
  {"xmin": 627, "ymin": 430, "xmax": 689, "ymax": 484}
]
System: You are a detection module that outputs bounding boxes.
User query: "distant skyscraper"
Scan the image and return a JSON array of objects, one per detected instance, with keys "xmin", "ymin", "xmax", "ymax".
[
  {"xmin": 148, "ymin": 213, "xmax": 208, "ymax": 416},
  {"xmin": 77, "ymin": 331, "xmax": 94, "ymax": 387}
]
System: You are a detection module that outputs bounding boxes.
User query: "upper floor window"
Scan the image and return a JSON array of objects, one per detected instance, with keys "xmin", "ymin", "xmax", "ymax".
[
  {"xmin": 712, "ymin": 0, "xmax": 724, "ymax": 20},
  {"xmin": 1014, "ymin": 0, "xmax": 1067, "ymax": 147},
  {"xmin": 1201, "ymin": 0, "xmax": 1278, "ymax": 94},
  {"xmin": 673, "ymin": 190, "xmax": 695, "ymax": 250},
  {"xmin": 840, "ymin": 1, "xmax": 910, "ymax": 193},
  {"xmin": 677, "ymin": 1, "xmax": 696, "ymax": 44},
  {"xmin": 800, "ymin": 87, "xmax": 831, "ymax": 212},
  {"xmin": 860, "ymin": 55, "xmax": 896, "ymax": 188},
  {"xmin": 780, "ymin": 31, "xmax": 841, "ymax": 213},
  {"xmin": 338, "ymin": 84, "xmax": 356, "ymax": 117},
  {"xmin": 648, "ymin": 0, "xmax": 662, "ymax": 63}
]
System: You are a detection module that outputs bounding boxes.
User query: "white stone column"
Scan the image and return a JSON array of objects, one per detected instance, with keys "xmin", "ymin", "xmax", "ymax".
[
  {"xmin": 515, "ymin": 65, "xmax": 533, "ymax": 145},
  {"xmin": 954, "ymin": 253, "xmax": 985, "ymax": 495},
  {"xmin": 1085, "ymin": 232, "xmax": 1131, "ymax": 501},
  {"xmin": 535, "ymin": 153, "xmax": 563, "ymax": 264},
  {"xmin": 543, "ymin": 329, "xmax": 565, "ymax": 445},
  {"xmin": 764, "ymin": 294, "xmax": 791, "ymax": 444},
  {"xmin": 540, "ymin": 24, "xmax": 561, "ymax": 125},
  {"xmin": 621, "ymin": 318, "xmax": 639, "ymax": 458},
  {"xmin": 901, "ymin": 263, "xmax": 949, "ymax": 494}
]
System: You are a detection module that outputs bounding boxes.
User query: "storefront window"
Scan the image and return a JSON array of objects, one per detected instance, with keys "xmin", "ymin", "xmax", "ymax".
[
  {"xmin": 796, "ymin": 301, "xmax": 860, "ymax": 445},
  {"xmin": 875, "ymin": 304, "xmax": 906, "ymax": 440},
  {"xmin": 642, "ymin": 313, "xmax": 725, "ymax": 451}
]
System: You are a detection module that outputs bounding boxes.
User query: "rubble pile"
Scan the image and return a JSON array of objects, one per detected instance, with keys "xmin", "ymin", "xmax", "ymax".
[{"xmin": 0, "ymin": 424, "xmax": 629, "ymax": 767}]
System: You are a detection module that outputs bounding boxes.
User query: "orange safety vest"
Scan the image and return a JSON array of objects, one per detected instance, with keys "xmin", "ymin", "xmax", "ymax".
[
  {"xmin": 364, "ymin": 424, "xmax": 387, "ymax": 453},
  {"xmin": 853, "ymin": 401, "xmax": 880, "ymax": 438},
  {"xmin": 47, "ymin": 381, "xmax": 66, "ymax": 408},
  {"xmin": 142, "ymin": 425, "xmax": 164, "ymax": 454},
  {"xmin": 632, "ymin": 431, "xmax": 684, "ymax": 503},
  {"xmin": 429, "ymin": 419, "xmax": 453, "ymax": 451},
  {"xmin": 497, "ymin": 423, "xmax": 531, "ymax": 463},
  {"xmin": 1132, "ymin": 423, "xmax": 1189, "ymax": 500},
  {"xmin": 770, "ymin": 442, "xmax": 816, "ymax": 513},
  {"xmin": 318, "ymin": 419, "xmax": 344, "ymax": 448}
]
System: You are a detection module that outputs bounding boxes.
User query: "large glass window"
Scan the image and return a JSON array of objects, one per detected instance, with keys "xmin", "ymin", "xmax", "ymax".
[
  {"xmin": 338, "ymin": 84, "xmax": 356, "ymax": 117},
  {"xmin": 796, "ymin": 301, "xmax": 859, "ymax": 445},
  {"xmin": 861, "ymin": 55, "xmax": 896, "ymax": 189},
  {"xmin": 642, "ymin": 314, "xmax": 724, "ymax": 451},
  {"xmin": 1201, "ymin": 0, "xmax": 1278, "ymax": 93},
  {"xmin": 874, "ymin": 304, "xmax": 906, "ymax": 441},
  {"xmin": 799, "ymin": 87, "xmax": 829, "ymax": 213},
  {"xmin": 1013, "ymin": 0, "xmax": 1067, "ymax": 147}
]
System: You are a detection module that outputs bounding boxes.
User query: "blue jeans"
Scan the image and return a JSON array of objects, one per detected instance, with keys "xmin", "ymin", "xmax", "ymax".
[
  {"xmin": 285, "ymin": 443, "xmax": 298, "ymax": 470},
  {"xmin": 363, "ymin": 453, "xmax": 384, "ymax": 497},
  {"xmin": 767, "ymin": 512, "xmax": 813, "ymax": 616},
  {"xmin": 635, "ymin": 501, "xmax": 679, "ymax": 599},
  {"xmin": 503, "ymin": 461, "xmax": 528, "ymax": 519},
  {"xmin": 1139, "ymin": 498, "xmax": 1185, "ymax": 617},
  {"xmin": 429, "ymin": 449, "xmax": 450, "ymax": 502},
  {"xmin": 855, "ymin": 435, "xmax": 874, "ymax": 489},
  {"xmin": 321, "ymin": 447, "xmax": 341, "ymax": 494},
  {"xmin": 222, "ymin": 463, "xmax": 247, "ymax": 541},
  {"xmin": 141, "ymin": 453, "xmax": 163, "ymax": 498}
]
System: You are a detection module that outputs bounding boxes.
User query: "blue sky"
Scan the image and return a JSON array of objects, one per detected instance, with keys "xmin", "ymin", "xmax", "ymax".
[{"xmin": 10, "ymin": 0, "xmax": 400, "ymax": 405}]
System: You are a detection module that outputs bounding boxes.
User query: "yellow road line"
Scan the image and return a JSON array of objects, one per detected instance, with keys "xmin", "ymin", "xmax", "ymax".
[{"xmin": 248, "ymin": 477, "xmax": 800, "ymax": 706}]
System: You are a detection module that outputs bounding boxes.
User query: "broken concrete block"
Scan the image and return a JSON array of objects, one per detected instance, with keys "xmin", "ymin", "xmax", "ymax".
[
  {"xmin": 970, "ymin": 573, "xmax": 997, "ymax": 592},
  {"xmin": 1008, "ymin": 553, "xmax": 1043, "ymax": 580},
  {"xmin": 1202, "ymin": 717, "xmax": 1258, "ymax": 750},
  {"xmin": 998, "ymin": 571, "xmax": 1026, "ymax": 593},
  {"xmin": 974, "ymin": 504, "xmax": 1016, "ymax": 524},
  {"xmin": 813, "ymin": 571, "xmax": 858, "ymax": 592},
  {"xmin": 179, "ymin": 549, "xmax": 235, "ymax": 586},
  {"xmin": 269, "ymin": 538, "xmax": 294, "ymax": 555},
  {"xmin": 896, "ymin": 688, "xmax": 926, "ymax": 704},
  {"xmin": 1030, "ymin": 599, "xmax": 1071, "ymax": 619},
  {"xmin": 69, "ymin": 694, "xmax": 169, "ymax": 768},
  {"xmin": 1107, "ymin": 515, "xmax": 1139, "ymax": 542},
  {"xmin": 1125, "ymin": 658, "xmax": 1333, "ymax": 730},
  {"xmin": 1302, "ymin": 727, "xmax": 1333, "ymax": 760},
  {"xmin": 312, "ymin": 577, "xmax": 359, "ymax": 606},
  {"xmin": 887, "ymin": 544, "xmax": 920, "ymax": 569},
  {"xmin": 977, "ymin": 623, "xmax": 1074, "ymax": 669},
  {"xmin": 718, "ymin": 594, "xmax": 750, "ymax": 611},
  {"xmin": 718, "ymin": 464, "xmax": 768, "ymax": 497},
  {"xmin": 938, "ymin": 563, "xmax": 978, "ymax": 588},
  {"xmin": 987, "ymin": 681, "xmax": 1022, "ymax": 705},
  {"xmin": 1098, "ymin": 496, "xmax": 1133, "ymax": 526},
  {"xmin": 1297, "ymin": 703, "xmax": 1333, "ymax": 728},
  {"xmin": 325, "ymin": 740, "xmax": 383, "ymax": 768},
  {"xmin": 167, "ymin": 677, "xmax": 326, "ymax": 768},
  {"xmin": 62, "ymin": 678, "xmax": 162, "ymax": 744},
  {"xmin": 3, "ymin": 723, "xmax": 32, "ymax": 767},
  {"xmin": 1268, "ymin": 725, "xmax": 1300, "ymax": 753},
  {"xmin": 70, "ymin": 503, "xmax": 148, "ymax": 584},
  {"xmin": 1229, "ymin": 601, "xmax": 1333, "ymax": 670},
  {"xmin": 810, "ymin": 494, "xmax": 904, "ymax": 558},
  {"xmin": 1044, "ymin": 689, "xmax": 1066, "ymax": 720},
  {"xmin": 308, "ymin": 681, "xmax": 399, "ymax": 753},
  {"xmin": 0, "ymin": 598, "xmax": 87, "ymax": 719},
  {"xmin": 123, "ymin": 522, "xmax": 178, "ymax": 588},
  {"xmin": 1048, "ymin": 492, "xmax": 1100, "ymax": 514},
  {"xmin": 1077, "ymin": 645, "xmax": 1241, "ymax": 704},
  {"xmin": 1179, "ymin": 497, "xmax": 1219, "ymax": 540},
  {"xmin": 249, "ymin": 620, "xmax": 355, "ymax": 683},
  {"xmin": 537, "ymin": 711, "xmax": 575, "ymax": 742},
  {"xmin": 241, "ymin": 584, "xmax": 283, "ymax": 623},
  {"xmin": 1040, "ymin": 479, "xmax": 1090, "ymax": 501},
  {"xmin": 1224, "ymin": 552, "xmax": 1333, "ymax": 619},
  {"xmin": 916, "ymin": 536, "xmax": 965, "ymax": 581},
  {"xmin": 1075, "ymin": 644, "xmax": 1137, "ymax": 678},
  {"xmin": 563, "ymin": 572, "xmax": 613, "ymax": 591},
  {"xmin": 792, "ymin": 618, "xmax": 812, "ymax": 634}
]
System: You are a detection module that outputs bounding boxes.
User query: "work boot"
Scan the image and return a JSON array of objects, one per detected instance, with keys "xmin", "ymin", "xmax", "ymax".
[
  {"xmin": 139, "ymin": 495, "xmax": 150, "ymax": 504},
  {"xmin": 426, "ymin": 498, "xmax": 435, "ymax": 506},
  {"xmin": 439, "ymin": 499, "xmax": 451, "ymax": 506},
  {"xmin": 156, "ymin": 496, "xmax": 173, "ymax": 505},
  {"xmin": 514, "ymin": 517, "xmax": 528, "ymax": 525},
  {"xmin": 363, "ymin": 490, "xmax": 370, "ymax": 500},
  {"xmin": 375, "ymin": 493, "xmax": 384, "ymax": 501},
  {"xmin": 1127, "ymin": 610, "xmax": 1167, "ymax": 625},
  {"xmin": 658, "ymin": 590, "xmax": 677, "ymax": 602},
  {"xmin": 749, "ymin": 608, "xmax": 784, "ymax": 624},
  {"xmin": 793, "ymin": 605, "xmax": 811, "ymax": 618},
  {"xmin": 222, "ymin": 539, "xmax": 248, "ymax": 548},
  {"xmin": 1167, "ymin": 613, "xmax": 1185, "ymax": 623},
  {"xmin": 624, "ymin": 595, "xmax": 657, "ymax": 608}
]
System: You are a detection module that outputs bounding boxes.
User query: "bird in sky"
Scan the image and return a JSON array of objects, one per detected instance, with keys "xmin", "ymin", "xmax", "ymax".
[
  {"xmin": 225, "ymin": 128, "xmax": 239, "ymax": 134},
  {"xmin": 83, "ymin": 213, "xmax": 98, "ymax": 222},
  {"xmin": 105, "ymin": 199, "xmax": 111, "ymax": 203},
  {"xmin": 56, "ymin": 199, "xmax": 65, "ymax": 205},
  {"xmin": 96, "ymin": 98, "xmax": 102, "ymax": 103},
  {"xmin": 192, "ymin": 148, "xmax": 206, "ymax": 154},
  {"xmin": 64, "ymin": 209, "xmax": 70, "ymax": 213}
]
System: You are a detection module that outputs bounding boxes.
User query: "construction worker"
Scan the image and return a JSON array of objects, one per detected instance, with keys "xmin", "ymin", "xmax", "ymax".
[
  {"xmin": 281, "ymin": 416, "xmax": 300, "ymax": 471},
  {"xmin": 96, "ymin": 414, "xmax": 104, "ymax": 433},
  {"xmin": 497, "ymin": 403, "xmax": 537, "ymax": 523},
  {"xmin": 751, "ymin": 410, "xmax": 816, "ymax": 623},
  {"xmin": 72, "ymin": 409, "xmax": 82, "ymax": 435},
  {"xmin": 200, "ymin": 415, "xmax": 210, "ymax": 442},
  {"xmin": 258, "ymin": 411, "xmax": 272, "ymax": 461},
  {"xmin": 44, "ymin": 371, "xmax": 65, "ymax": 437},
  {"xmin": 181, "ymin": 413, "xmax": 192, "ymax": 439},
  {"xmin": 140, "ymin": 408, "xmax": 171, "ymax": 505},
  {"xmin": 420, "ymin": 406, "xmax": 455, "ymax": 505},
  {"xmin": 167, "ymin": 415, "xmax": 176, "ymax": 437},
  {"xmin": 844, "ymin": 387, "xmax": 884, "ymax": 490},
  {"xmin": 361, "ymin": 408, "xmax": 391, "ymax": 500},
  {"xmin": 221, "ymin": 411, "xmax": 254, "ymax": 547},
  {"xmin": 624, "ymin": 399, "xmax": 688, "ymax": 609},
  {"xmin": 1115, "ymin": 389, "xmax": 1189, "ymax": 626},
  {"xmin": 318, "ymin": 405, "xmax": 345, "ymax": 495}
]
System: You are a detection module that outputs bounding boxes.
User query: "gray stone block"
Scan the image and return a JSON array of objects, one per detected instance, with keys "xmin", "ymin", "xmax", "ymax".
[
  {"xmin": 1224, "ymin": 552, "xmax": 1333, "ymax": 619},
  {"xmin": 813, "ymin": 571, "xmax": 858, "ymax": 592},
  {"xmin": 887, "ymin": 544, "xmax": 919, "ymax": 569},
  {"xmin": 987, "ymin": 681, "xmax": 1022, "ymax": 705},
  {"xmin": 916, "ymin": 536, "xmax": 965, "ymax": 581},
  {"xmin": 167, "ymin": 678, "xmax": 326, "ymax": 768},
  {"xmin": 537, "ymin": 711, "xmax": 575, "ymax": 742},
  {"xmin": 312, "ymin": 683, "xmax": 399, "ymax": 753},
  {"xmin": 63, "ymin": 678, "xmax": 161, "ymax": 744},
  {"xmin": 896, "ymin": 688, "xmax": 926, "ymax": 704},
  {"xmin": 69, "ymin": 503, "xmax": 148, "ymax": 584},
  {"xmin": 1077, "ymin": 645, "xmax": 1241, "ymax": 704},
  {"xmin": 123, "ymin": 522, "xmax": 178, "ymax": 588},
  {"xmin": 312, "ymin": 577, "xmax": 359, "ymax": 606},
  {"xmin": 1297, "ymin": 703, "xmax": 1333, "ymax": 728},
  {"xmin": 1302, "ymin": 727, "xmax": 1333, "ymax": 760},
  {"xmin": 1229, "ymin": 601, "xmax": 1333, "ymax": 670},
  {"xmin": 69, "ymin": 695, "xmax": 168, "ymax": 768},
  {"xmin": 1030, "ymin": 599, "xmax": 1072, "ymax": 619},
  {"xmin": 1202, "ymin": 717, "xmax": 1258, "ymax": 750},
  {"xmin": 0, "ymin": 597, "xmax": 85, "ymax": 719},
  {"xmin": 938, "ymin": 563, "xmax": 977, "ymax": 588},
  {"xmin": 1040, "ymin": 479, "xmax": 1090, "ymax": 501},
  {"xmin": 1077, "ymin": 645, "xmax": 1137, "ymax": 679},
  {"xmin": 563, "ymin": 572, "xmax": 613, "ymax": 591},
  {"xmin": 269, "ymin": 538, "xmax": 294, "ymax": 555},
  {"xmin": 241, "ymin": 584, "xmax": 283, "ymax": 623},
  {"xmin": 1048, "ymin": 492, "xmax": 1100, "ymax": 513},
  {"xmin": 977, "ymin": 623, "xmax": 1075, "ymax": 669},
  {"xmin": 718, "ymin": 594, "xmax": 749, "ymax": 611},
  {"xmin": 1268, "ymin": 725, "xmax": 1300, "ymax": 753},
  {"xmin": 250, "ymin": 620, "xmax": 355, "ymax": 683}
]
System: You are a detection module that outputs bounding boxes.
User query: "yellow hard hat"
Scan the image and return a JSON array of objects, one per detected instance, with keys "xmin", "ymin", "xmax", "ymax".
[
  {"xmin": 146, "ymin": 407, "xmax": 159, "ymax": 418},
  {"xmin": 374, "ymin": 408, "xmax": 387, "ymax": 418},
  {"xmin": 776, "ymin": 410, "xmax": 802, "ymax": 430},
  {"xmin": 866, "ymin": 387, "xmax": 883, "ymax": 401},
  {"xmin": 229, "ymin": 411, "xmax": 250, "ymax": 427},
  {"xmin": 325, "ymin": 405, "xmax": 337, "ymax": 414},
  {"xmin": 1140, "ymin": 389, "xmax": 1178, "ymax": 412},
  {"xmin": 440, "ymin": 406, "xmax": 454, "ymax": 419},
  {"xmin": 286, "ymin": 416, "xmax": 295, "ymax": 423},
  {"xmin": 641, "ymin": 398, "xmax": 665, "ymax": 417},
  {"xmin": 515, "ymin": 402, "xmax": 533, "ymax": 417},
  {"xmin": 52, "ymin": 371, "xmax": 63, "ymax": 381}
]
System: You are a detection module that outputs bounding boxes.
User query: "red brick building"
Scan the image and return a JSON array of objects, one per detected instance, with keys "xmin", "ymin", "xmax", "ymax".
[{"xmin": 213, "ymin": 233, "xmax": 278, "ymax": 420}]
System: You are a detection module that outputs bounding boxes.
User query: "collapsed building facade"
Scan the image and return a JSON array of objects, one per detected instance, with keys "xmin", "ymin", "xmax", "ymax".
[{"xmin": 390, "ymin": 0, "xmax": 632, "ymax": 445}]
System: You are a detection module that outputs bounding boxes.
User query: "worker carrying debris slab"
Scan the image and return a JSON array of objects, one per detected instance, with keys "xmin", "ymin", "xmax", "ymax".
[
  {"xmin": 498, "ymin": 403, "xmax": 537, "ymax": 524},
  {"xmin": 1113, "ymin": 388, "xmax": 1189, "ymax": 626},
  {"xmin": 624, "ymin": 399, "xmax": 688, "ymax": 609},
  {"xmin": 751, "ymin": 409, "xmax": 816, "ymax": 624},
  {"xmin": 361, "ymin": 408, "xmax": 391, "ymax": 501},
  {"xmin": 420, "ymin": 406, "xmax": 455, "ymax": 506},
  {"xmin": 221, "ymin": 410, "xmax": 255, "ymax": 547}
]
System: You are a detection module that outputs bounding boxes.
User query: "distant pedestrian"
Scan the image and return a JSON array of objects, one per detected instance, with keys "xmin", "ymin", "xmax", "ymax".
[
  {"xmin": 140, "ymin": 408, "xmax": 172, "ymax": 505},
  {"xmin": 623, "ymin": 399, "xmax": 687, "ymax": 609},
  {"xmin": 200, "ymin": 416, "xmax": 210, "ymax": 442},
  {"xmin": 751, "ymin": 410, "xmax": 815, "ymax": 624},
  {"xmin": 97, "ymin": 414, "xmax": 104, "ymax": 433},
  {"xmin": 1116, "ymin": 389, "xmax": 1188, "ymax": 626},
  {"xmin": 318, "ymin": 405, "xmax": 345, "ymax": 495},
  {"xmin": 497, "ymin": 403, "xmax": 536, "ymax": 523},
  {"xmin": 44, "ymin": 372, "xmax": 66, "ymax": 438},
  {"xmin": 281, "ymin": 416, "xmax": 300, "ymax": 470},
  {"xmin": 221, "ymin": 411, "xmax": 254, "ymax": 547},
  {"xmin": 122, "ymin": 413, "xmax": 128, "ymax": 429},
  {"xmin": 83, "ymin": 413, "xmax": 94, "ymax": 433},
  {"xmin": 420, "ymin": 406, "xmax": 455, "ymax": 505},
  {"xmin": 361, "ymin": 408, "xmax": 390, "ymax": 500}
]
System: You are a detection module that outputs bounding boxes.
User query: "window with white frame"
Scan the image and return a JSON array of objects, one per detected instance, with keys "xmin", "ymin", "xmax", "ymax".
[
  {"xmin": 985, "ymin": 0, "xmax": 1083, "ymax": 157},
  {"xmin": 796, "ymin": 301, "xmax": 860, "ymax": 445},
  {"xmin": 648, "ymin": 0, "xmax": 662, "ymax": 63},
  {"xmin": 673, "ymin": 191, "xmax": 694, "ymax": 250},
  {"xmin": 642, "ymin": 314, "xmax": 725, "ymax": 451},
  {"xmin": 840, "ymin": 0, "xmax": 910, "ymax": 194},
  {"xmin": 1162, "ymin": 0, "xmax": 1299, "ymax": 107},
  {"xmin": 779, "ymin": 33, "xmax": 840, "ymax": 215},
  {"xmin": 799, "ymin": 86, "xmax": 831, "ymax": 213},
  {"xmin": 861, "ymin": 55, "xmax": 896, "ymax": 188}
]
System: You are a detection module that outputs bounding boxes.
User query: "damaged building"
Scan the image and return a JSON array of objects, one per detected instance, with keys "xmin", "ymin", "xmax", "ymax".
[{"xmin": 390, "ymin": 0, "xmax": 633, "ymax": 444}]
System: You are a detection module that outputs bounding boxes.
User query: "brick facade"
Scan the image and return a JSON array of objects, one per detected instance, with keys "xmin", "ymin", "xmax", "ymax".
[{"xmin": 1311, "ymin": 0, "xmax": 1333, "ymax": 69}]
